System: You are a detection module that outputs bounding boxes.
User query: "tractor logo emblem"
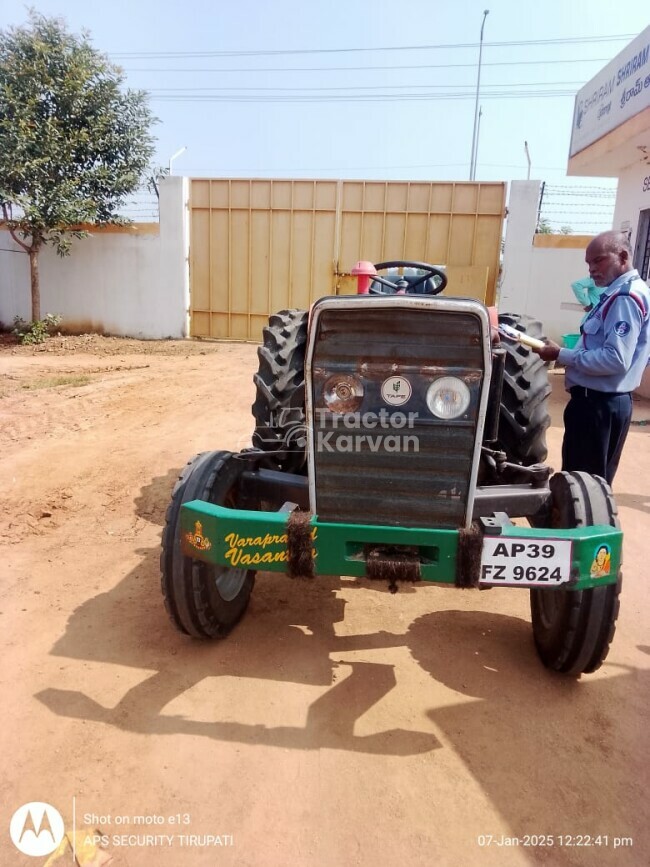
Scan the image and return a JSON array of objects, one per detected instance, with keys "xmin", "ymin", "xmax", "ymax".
[
  {"xmin": 185, "ymin": 521, "xmax": 212, "ymax": 552},
  {"xmin": 381, "ymin": 376, "xmax": 412, "ymax": 406}
]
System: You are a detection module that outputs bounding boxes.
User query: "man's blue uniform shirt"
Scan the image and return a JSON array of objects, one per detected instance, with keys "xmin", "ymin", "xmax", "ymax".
[{"xmin": 558, "ymin": 269, "xmax": 650, "ymax": 393}]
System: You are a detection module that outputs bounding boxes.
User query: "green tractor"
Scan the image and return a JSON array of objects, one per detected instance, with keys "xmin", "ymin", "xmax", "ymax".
[{"xmin": 161, "ymin": 260, "xmax": 621, "ymax": 676}]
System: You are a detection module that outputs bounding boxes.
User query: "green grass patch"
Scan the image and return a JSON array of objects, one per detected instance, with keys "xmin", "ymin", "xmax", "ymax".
[{"xmin": 22, "ymin": 374, "xmax": 92, "ymax": 390}]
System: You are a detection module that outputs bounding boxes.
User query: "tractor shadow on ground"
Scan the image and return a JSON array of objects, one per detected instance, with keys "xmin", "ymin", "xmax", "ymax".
[
  {"xmin": 36, "ymin": 467, "xmax": 650, "ymax": 843},
  {"xmin": 36, "ymin": 470, "xmax": 438, "ymax": 756},
  {"xmin": 37, "ymin": 547, "xmax": 440, "ymax": 755},
  {"xmin": 132, "ymin": 466, "xmax": 181, "ymax": 524}
]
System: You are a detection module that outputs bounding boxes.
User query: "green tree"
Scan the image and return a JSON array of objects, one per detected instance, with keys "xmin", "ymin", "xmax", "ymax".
[
  {"xmin": 536, "ymin": 219, "xmax": 574, "ymax": 235},
  {"xmin": 0, "ymin": 11, "xmax": 156, "ymax": 321}
]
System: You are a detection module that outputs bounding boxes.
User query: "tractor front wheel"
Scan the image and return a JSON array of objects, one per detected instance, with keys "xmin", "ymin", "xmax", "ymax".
[
  {"xmin": 161, "ymin": 450, "xmax": 255, "ymax": 638},
  {"xmin": 530, "ymin": 471, "xmax": 621, "ymax": 675}
]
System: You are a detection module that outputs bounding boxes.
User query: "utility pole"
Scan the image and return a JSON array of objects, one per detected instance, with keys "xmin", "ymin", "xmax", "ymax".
[
  {"xmin": 524, "ymin": 141, "xmax": 531, "ymax": 180},
  {"xmin": 471, "ymin": 106, "xmax": 483, "ymax": 180},
  {"xmin": 469, "ymin": 9, "xmax": 489, "ymax": 181}
]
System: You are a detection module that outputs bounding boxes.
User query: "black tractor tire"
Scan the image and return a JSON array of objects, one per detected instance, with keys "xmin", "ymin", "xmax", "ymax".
[
  {"xmin": 530, "ymin": 471, "xmax": 621, "ymax": 676},
  {"xmin": 161, "ymin": 450, "xmax": 255, "ymax": 639},
  {"xmin": 251, "ymin": 309, "xmax": 308, "ymax": 473},
  {"xmin": 497, "ymin": 313, "xmax": 552, "ymax": 465}
]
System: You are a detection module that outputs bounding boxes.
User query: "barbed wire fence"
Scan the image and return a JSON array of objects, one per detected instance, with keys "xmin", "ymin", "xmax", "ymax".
[
  {"xmin": 119, "ymin": 179, "xmax": 618, "ymax": 231},
  {"xmin": 1, "ymin": 182, "xmax": 161, "ymax": 227},
  {"xmin": 118, "ymin": 181, "xmax": 160, "ymax": 222},
  {"xmin": 536, "ymin": 182, "xmax": 616, "ymax": 235},
  {"xmin": 118, "ymin": 180, "xmax": 620, "ymax": 230},
  {"xmin": 120, "ymin": 183, "xmax": 616, "ymax": 235}
]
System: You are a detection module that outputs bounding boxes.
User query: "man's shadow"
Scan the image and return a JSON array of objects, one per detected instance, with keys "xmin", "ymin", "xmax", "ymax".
[
  {"xmin": 408, "ymin": 610, "xmax": 649, "ymax": 845},
  {"xmin": 614, "ymin": 492, "xmax": 650, "ymax": 516}
]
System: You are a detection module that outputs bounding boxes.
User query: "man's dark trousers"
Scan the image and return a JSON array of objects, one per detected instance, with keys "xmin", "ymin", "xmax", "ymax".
[{"xmin": 561, "ymin": 386, "xmax": 633, "ymax": 484}]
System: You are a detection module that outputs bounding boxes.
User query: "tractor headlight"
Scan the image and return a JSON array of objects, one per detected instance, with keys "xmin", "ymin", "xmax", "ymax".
[
  {"xmin": 426, "ymin": 376, "xmax": 471, "ymax": 419},
  {"xmin": 322, "ymin": 374, "xmax": 364, "ymax": 414}
]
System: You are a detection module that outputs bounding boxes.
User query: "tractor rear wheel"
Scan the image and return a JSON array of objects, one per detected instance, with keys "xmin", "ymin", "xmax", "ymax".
[
  {"xmin": 530, "ymin": 471, "xmax": 621, "ymax": 675},
  {"xmin": 497, "ymin": 313, "xmax": 552, "ymax": 465},
  {"xmin": 251, "ymin": 309, "xmax": 308, "ymax": 473},
  {"xmin": 161, "ymin": 450, "xmax": 255, "ymax": 638}
]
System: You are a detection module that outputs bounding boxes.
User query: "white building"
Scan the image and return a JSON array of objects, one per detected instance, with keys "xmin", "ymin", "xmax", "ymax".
[
  {"xmin": 567, "ymin": 25, "xmax": 650, "ymax": 397},
  {"xmin": 568, "ymin": 25, "xmax": 650, "ymax": 278}
]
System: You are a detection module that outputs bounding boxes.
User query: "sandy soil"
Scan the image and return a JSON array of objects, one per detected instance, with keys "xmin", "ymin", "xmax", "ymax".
[{"xmin": 1, "ymin": 335, "xmax": 649, "ymax": 867}]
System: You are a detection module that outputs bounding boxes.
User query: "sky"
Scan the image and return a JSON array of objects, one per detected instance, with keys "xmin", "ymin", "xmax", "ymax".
[{"xmin": 2, "ymin": 1, "xmax": 649, "ymax": 231}]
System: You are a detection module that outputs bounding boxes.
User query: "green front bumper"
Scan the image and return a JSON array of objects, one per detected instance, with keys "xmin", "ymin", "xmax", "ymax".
[{"xmin": 180, "ymin": 501, "xmax": 621, "ymax": 591}]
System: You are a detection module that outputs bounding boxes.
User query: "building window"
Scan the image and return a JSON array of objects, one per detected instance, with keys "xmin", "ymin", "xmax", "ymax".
[{"xmin": 634, "ymin": 209, "xmax": 650, "ymax": 281}]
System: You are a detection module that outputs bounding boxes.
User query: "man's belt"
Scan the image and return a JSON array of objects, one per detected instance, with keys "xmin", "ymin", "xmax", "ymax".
[{"xmin": 570, "ymin": 385, "xmax": 631, "ymax": 399}]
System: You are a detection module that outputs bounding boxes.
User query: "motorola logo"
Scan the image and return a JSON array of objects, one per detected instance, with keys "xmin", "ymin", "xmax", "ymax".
[{"xmin": 9, "ymin": 802, "xmax": 65, "ymax": 857}]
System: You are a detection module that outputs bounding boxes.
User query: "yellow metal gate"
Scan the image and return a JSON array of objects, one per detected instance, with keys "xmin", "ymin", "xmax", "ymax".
[{"xmin": 189, "ymin": 178, "xmax": 505, "ymax": 339}]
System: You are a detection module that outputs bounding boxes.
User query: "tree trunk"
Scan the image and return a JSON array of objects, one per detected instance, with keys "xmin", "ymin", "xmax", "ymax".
[{"xmin": 29, "ymin": 240, "xmax": 42, "ymax": 322}]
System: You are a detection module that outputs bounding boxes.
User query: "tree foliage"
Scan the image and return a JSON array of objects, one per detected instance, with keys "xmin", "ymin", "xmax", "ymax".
[
  {"xmin": 536, "ymin": 219, "xmax": 573, "ymax": 235},
  {"xmin": 0, "ymin": 10, "xmax": 156, "ymax": 319},
  {"xmin": 536, "ymin": 219, "xmax": 554, "ymax": 235}
]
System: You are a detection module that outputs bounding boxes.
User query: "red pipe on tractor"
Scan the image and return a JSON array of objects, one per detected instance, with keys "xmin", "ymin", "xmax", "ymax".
[{"xmin": 351, "ymin": 261, "xmax": 377, "ymax": 295}]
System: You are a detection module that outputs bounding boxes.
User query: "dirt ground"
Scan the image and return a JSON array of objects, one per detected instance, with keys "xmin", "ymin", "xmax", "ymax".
[{"xmin": 1, "ymin": 334, "xmax": 649, "ymax": 867}]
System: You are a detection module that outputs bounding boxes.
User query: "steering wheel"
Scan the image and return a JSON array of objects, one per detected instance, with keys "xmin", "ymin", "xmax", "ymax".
[{"xmin": 368, "ymin": 260, "xmax": 448, "ymax": 296}]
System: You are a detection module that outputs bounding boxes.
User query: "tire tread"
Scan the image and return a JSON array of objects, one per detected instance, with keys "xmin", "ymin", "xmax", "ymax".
[
  {"xmin": 530, "ymin": 471, "xmax": 621, "ymax": 675},
  {"xmin": 251, "ymin": 309, "xmax": 308, "ymax": 472},
  {"xmin": 498, "ymin": 313, "xmax": 552, "ymax": 464},
  {"xmin": 160, "ymin": 451, "xmax": 255, "ymax": 639}
]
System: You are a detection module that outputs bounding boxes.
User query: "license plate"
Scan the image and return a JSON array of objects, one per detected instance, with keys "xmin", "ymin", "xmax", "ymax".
[{"xmin": 479, "ymin": 537, "xmax": 573, "ymax": 586}]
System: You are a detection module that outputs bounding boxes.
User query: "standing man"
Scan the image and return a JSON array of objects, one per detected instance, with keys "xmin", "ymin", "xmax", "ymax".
[
  {"xmin": 571, "ymin": 275, "xmax": 604, "ymax": 323},
  {"xmin": 533, "ymin": 230, "xmax": 650, "ymax": 485}
]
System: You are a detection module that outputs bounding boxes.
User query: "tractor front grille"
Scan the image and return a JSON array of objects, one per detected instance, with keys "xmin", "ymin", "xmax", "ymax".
[{"xmin": 308, "ymin": 301, "xmax": 487, "ymax": 529}]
